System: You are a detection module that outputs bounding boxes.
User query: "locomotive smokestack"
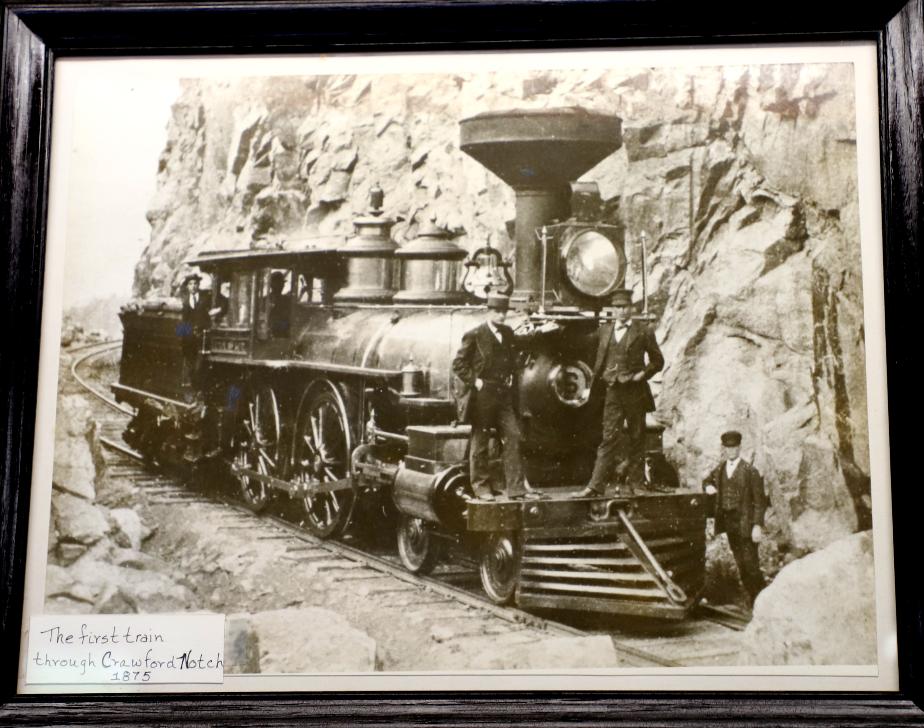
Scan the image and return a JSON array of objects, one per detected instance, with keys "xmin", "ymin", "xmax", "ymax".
[{"xmin": 460, "ymin": 108, "xmax": 622, "ymax": 307}]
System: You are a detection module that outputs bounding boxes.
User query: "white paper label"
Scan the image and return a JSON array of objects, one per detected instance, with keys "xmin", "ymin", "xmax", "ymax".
[{"xmin": 26, "ymin": 614, "xmax": 225, "ymax": 685}]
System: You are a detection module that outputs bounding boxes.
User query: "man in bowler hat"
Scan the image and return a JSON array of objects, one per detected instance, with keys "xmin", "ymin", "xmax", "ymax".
[
  {"xmin": 179, "ymin": 272, "xmax": 212, "ymax": 388},
  {"xmin": 452, "ymin": 293, "xmax": 540, "ymax": 502},
  {"xmin": 578, "ymin": 289, "xmax": 664, "ymax": 497},
  {"xmin": 702, "ymin": 430, "xmax": 769, "ymax": 606}
]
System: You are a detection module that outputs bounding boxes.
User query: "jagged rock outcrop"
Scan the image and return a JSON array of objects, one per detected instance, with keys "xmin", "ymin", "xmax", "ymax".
[
  {"xmin": 135, "ymin": 64, "xmax": 871, "ymax": 568},
  {"xmin": 46, "ymin": 383, "xmax": 195, "ymax": 614},
  {"xmin": 739, "ymin": 531, "xmax": 876, "ymax": 665},
  {"xmin": 53, "ymin": 395, "xmax": 104, "ymax": 501}
]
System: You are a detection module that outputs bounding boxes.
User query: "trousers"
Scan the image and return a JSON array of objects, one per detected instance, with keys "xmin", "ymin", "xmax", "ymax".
[
  {"xmin": 725, "ymin": 518, "xmax": 766, "ymax": 605},
  {"xmin": 587, "ymin": 384, "xmax": 646, "ymax": 493},
  {"xmin": 469, "ymin": 384, "xmax": 525, "ymax": 498}
]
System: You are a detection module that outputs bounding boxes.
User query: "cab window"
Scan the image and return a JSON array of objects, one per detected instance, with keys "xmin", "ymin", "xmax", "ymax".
[
  {"xmin": 227, "ymin": 271, "xmax": 253, "ymax": 328},
  {"xmin": 257, "ymin": 268, "xmax": 292, "ymax": 340},
  {"xmin": 210, "ymin": 272, "xmax": 232, "ymax": 325},
  {"xmin": 297, "ymin": 273, "xmax": 327, "ymax": 305}
]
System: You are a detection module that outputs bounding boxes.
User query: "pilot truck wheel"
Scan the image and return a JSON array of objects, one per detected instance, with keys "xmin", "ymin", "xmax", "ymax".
[
  {"xmin": 479, "ymin": 530, "xmax": 523, "ymax": 605},
  {"xmin": 396, "ymin": 515, "xmax": 442, "ymax": 575}
]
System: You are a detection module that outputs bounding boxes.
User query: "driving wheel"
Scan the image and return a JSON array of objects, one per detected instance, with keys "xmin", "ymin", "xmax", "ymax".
[
  {"xmin": 231, "ymin": 387, "xmax": 280, "ymax": 513},
  {"xmin": 291, "ymin": 383, "xmax": 355, "ymax": 538}
]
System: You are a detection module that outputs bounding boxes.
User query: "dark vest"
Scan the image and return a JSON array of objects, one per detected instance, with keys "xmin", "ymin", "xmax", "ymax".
[
  {"xmin": 482, "ymin": 327, "xmax": 515, "ymax": 383},
  {"xmin": 719, "ymin": 461, "xmax": 746, "ymax": 511},
  {"xmin": 602, "ymin": 325, "xmax": 632, "ymax": 384}
]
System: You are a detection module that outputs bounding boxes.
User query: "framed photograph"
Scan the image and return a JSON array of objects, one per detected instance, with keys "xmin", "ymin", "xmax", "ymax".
[{"xmin": 1, "ymin": 1, "xmax": 921, "ymax": 725}]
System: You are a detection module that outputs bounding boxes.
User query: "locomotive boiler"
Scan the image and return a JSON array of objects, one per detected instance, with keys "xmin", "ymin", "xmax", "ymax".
[{"xmin": 114, "ymin": 107, "xmax": 708, "ymax": 619}]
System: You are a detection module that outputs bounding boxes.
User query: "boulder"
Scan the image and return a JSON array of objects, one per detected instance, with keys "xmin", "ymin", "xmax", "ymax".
[
  {"xmin": 44, "ymin": 597, "xmax": 95, "ymax": 615},
  {"xmin": 225, "ymin": 615, "xmax": 261, "ymax": 674},
  {"xmin": 65, "ymin": 558, "xmax": 195, "ymax": 614},
  {"xmin": 47, "ymin": 523, "xmax": 59, "ymax": 556},
  {"xmin": 109, "ymin": 547, "xmax": 164, "ymax": 571},
  {"xmin": 235, "ymin": 608, "xmax": 378, "ymax": 673},
  {"xmin": 53, "ymin": 493, "xmax": 110, "ymax": 546},
  {"xmin": 45, "ymin": 564, "xmax": 75, "ymax": 599},
  {"xmin": 109, "ymin": 508, "xmax": 145, "ymax": 551},
  {"xmin": 56, "ymin": 543, "xmax": 90, "ymax": 566},
  {"xmin": 739, "ymin": 531, "xmax": 876, "ymax": 665},
  {"xmin": 52, "ymin": 395, "xmax": 101, "ymax": 501}
]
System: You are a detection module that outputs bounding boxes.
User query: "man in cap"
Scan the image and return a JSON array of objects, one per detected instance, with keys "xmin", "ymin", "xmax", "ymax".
[
  {"xmin": 179, "ymin": 272, "xmax": 212, "ymax": 388},
  {"xmin": 578, "ymin": 289, "xmax": 664, "ymax": 497},
  {"xmin": 267, "ymin": 270, "xmax": 291, "ymax": 338},
  {"xmin": 702, "ymin": 430, "xmax": 769, "ymax": 606},
  {"xmin": 452, "ymin": 292, "xmax": 539, "ymax": 502}
]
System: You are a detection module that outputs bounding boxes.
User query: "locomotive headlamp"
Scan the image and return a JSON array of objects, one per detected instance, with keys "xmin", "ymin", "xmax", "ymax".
[{"xmin": 560, "ymin": 227, "xmax": 626, "ymax": 299}]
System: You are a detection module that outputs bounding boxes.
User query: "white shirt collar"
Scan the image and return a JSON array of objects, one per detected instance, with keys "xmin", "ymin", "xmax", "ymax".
[
  {"xmin": 725, "ymin": 457, "xmax": 741, "ymax": 475},
  {"xmin": 487, "ymin": 322, "xmax": 502, "ymax": 340}
]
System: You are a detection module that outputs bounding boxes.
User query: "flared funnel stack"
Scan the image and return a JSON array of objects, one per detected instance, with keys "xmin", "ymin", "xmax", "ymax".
[{"xmin": 460, "ymin": 108, "xmax": 622, "ymax": 305}]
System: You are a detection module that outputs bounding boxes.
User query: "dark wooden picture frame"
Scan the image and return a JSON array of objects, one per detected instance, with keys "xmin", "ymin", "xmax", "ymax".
[{"xmin": 1, "ymin": 1, "xmax": 922, "ymax": 724}]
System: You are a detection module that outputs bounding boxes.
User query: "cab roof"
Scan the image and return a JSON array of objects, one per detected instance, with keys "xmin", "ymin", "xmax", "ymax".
[{"xmin": 187, "ymin": 239, "xmax": 343, "ymax": 270}]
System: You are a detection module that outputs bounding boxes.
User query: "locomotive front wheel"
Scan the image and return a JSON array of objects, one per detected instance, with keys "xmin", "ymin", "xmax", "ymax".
[
  {"xmin": 396, "ymin": 515, "xmax": 442, "ymax": 575},
  {"xmin": 232, "ymin": 387, "xmax": 281, "ymax": 513},
  {"xmin": 292, "ymin": 386, "xmax": 355, "ymax": 538},
  {"xmin": 479, "ymin": 531, "xmax": 523, "ymax": 605}
]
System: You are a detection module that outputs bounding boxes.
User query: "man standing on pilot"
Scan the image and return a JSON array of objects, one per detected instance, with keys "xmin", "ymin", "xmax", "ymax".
[
  {"xmin": 578, "ymin": 288, "xmax": 664, "ymax": 498},
  {"xmin": 451, "ymin": 292, "xmax": 541, "ymax": 502},
  {"xmin": 702, "ymin": 430, "xmax": 769, "ymax": 606}
]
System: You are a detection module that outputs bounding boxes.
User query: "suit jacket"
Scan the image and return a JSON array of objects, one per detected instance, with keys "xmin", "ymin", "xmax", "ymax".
[
  {"xmin": 451, "ymin": 322, "xmax": 516, "ymax": 424},
  {"xmin": 703, "ymin": 459, "xmax": 768, "ymax": 535},
  {"xmin": 181, "ymin": 292, "xmax": 213, "ymax": 340},
  {"xmin": 591, "ymin": 320, "xmax": 664, "ymax": 412}
]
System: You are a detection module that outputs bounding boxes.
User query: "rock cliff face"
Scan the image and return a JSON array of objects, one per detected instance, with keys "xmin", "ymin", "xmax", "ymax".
[{"xmin": 136, "ymin": 64, "xmax": 871, "ymax": 566}]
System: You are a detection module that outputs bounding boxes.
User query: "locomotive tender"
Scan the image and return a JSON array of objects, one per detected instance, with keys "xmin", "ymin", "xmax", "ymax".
[{"xmin": 115, "ymin": 107, "xmax": 708, "ymax": 619}]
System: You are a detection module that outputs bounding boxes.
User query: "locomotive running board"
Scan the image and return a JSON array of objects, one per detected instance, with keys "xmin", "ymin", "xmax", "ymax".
[
  {"xmin": 613, "ymin": 507, "xmax": 688, "ymax": 605},
  {"xmin": 230, "ymin": 463, "xmax": 353, "ymax": 497},
  {"xmin": 111, "ymin": 382, "xmax": 196, "ymax": 410}
]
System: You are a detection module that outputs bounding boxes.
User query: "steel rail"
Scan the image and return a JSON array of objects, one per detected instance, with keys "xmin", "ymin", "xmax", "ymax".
[{"xmin": 69, "ymin": 339, "xmax": 133, "ymax": 416}]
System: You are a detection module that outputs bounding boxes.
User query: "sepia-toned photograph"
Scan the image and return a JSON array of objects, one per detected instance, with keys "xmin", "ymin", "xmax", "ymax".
[{"xmin": 18, "ymin": 44, "xmax": 896, "ymax": 693}]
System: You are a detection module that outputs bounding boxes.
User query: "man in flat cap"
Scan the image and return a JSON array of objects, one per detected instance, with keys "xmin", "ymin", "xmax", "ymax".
[
  {"xmin": 179, "ymin": 272, "xmax": 212, "ymax": 388},
  {"xmin": 452, "ymin": 292, "xmax": 539, "ymax": 502},
  {"xmin": 578, "ymin": 289, "xmax": 664, "ymax": 497},
  {"xmin": 702, "ymin": 430, "xmax": 769, "ymax": 606}
]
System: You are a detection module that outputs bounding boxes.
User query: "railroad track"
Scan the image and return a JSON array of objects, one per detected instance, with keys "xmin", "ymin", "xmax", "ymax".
[{"xmin": 71, "ymin": 341, "xmax": 748, "ymax": 669}]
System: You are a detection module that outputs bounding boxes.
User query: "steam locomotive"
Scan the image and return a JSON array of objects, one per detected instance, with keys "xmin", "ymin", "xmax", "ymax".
[{"xmin": 114, "ymin": 108, "xmax": 708, "ymax": 619}]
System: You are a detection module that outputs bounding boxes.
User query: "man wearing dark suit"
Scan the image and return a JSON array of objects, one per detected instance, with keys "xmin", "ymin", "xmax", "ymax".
[
  {"xmin": 702, "ymin": 430, "xmax": 769, "ymax": 606},
  {"xmin": 578, "ymin": 289, "xmax": 664, "ymax": 497},
  {"xmin": 452, "ymin": 293, "xmax": 539, "ymax": 502},
  {"xmin": 179, "ymin": 272, "xmax": 212, "ymax": 388}
]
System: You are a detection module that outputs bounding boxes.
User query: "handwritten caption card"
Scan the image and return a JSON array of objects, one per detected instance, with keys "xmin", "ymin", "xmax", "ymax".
[{"xmin": 26, "ymin": 614, "xmax": 225, "ymax": 685}]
